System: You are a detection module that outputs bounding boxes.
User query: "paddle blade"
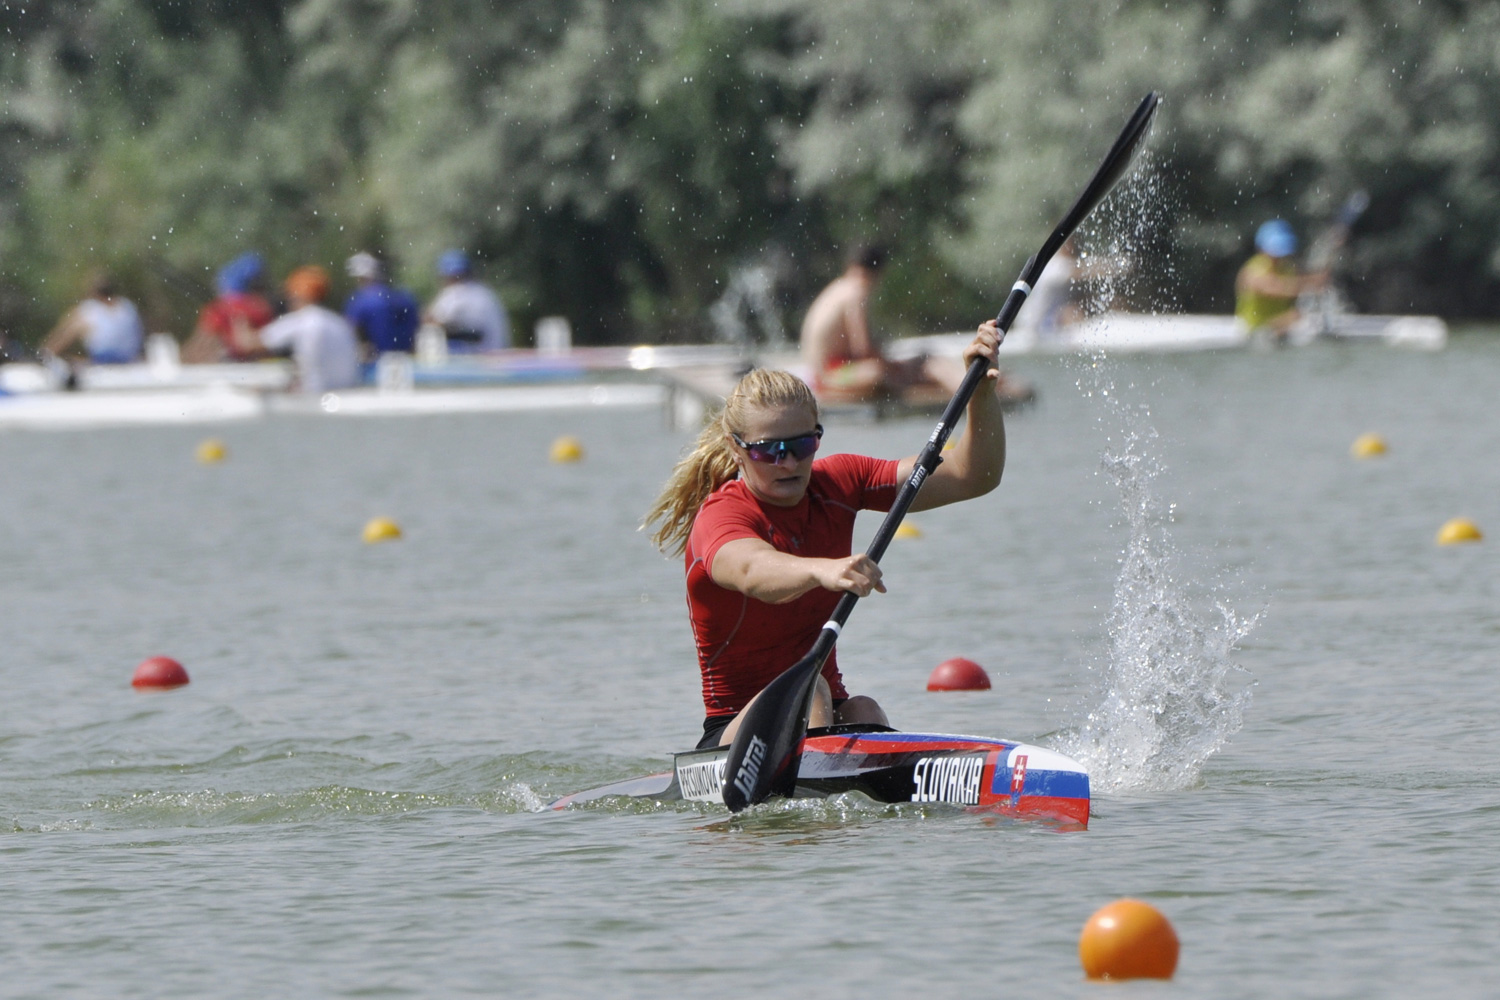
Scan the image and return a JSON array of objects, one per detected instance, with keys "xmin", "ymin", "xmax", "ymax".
[
  {"xmin": 1029, "ymin": 91, "xmax": 1160, "ymax": 284},
  {"xmin": 720, "ymin": 653, "xmax": 824, "ymax": 812}
]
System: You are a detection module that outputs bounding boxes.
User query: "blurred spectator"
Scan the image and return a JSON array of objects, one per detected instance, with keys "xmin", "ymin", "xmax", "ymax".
[
  {"xmin": 258, "ymin": 266, "xmax": 361, "ymax": 394},
  {"xmin": 1023, "ymin": 237, "xmax": 1084, "ymax": 336},
  {"xmin": 41, "ymin": 272, "xmax": 144, "ymax": 364},
  {"xmin": 425, "ymin": 249, "xmax": 510, "ymax": 352},
  {"xmin": 344, "ymin": 252, "xmax": 420, "ymax": 356},
  {"xmin": 183, "ymin": 252, "xmax": 276, "ymax": 363}
]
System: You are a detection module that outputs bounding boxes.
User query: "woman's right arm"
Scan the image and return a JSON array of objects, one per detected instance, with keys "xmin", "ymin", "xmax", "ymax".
[{"xmin": 710, "ymin": 537, "xmax": 885, "ymax": 604}]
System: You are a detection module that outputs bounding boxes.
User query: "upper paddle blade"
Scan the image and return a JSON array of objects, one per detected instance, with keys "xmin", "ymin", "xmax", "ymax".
[
  {"xmin": 720, "ymin": 651, "xmax": 824, "ymax": 812},
  {"xmin": 1028, "ymin": 91, "xmax": 1160, "ymax": 285}
]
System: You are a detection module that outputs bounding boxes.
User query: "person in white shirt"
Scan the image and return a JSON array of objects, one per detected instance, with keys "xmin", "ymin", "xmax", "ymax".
[
  {"xmin": 426, "ymin": 249, "xmax": 509, "ymax": 352},
  {"xmin": 42, "ymin": 273, "xmax": 145, "ymax": 364},
  {"xmin": 258, "ymin": 266, "xmax": 361, "ymax": 394}
]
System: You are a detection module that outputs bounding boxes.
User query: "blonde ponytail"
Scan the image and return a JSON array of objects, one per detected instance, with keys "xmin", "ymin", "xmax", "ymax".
[{"xmin": 644, "ymin": 368, "xmax": 818, "ymax": 554}]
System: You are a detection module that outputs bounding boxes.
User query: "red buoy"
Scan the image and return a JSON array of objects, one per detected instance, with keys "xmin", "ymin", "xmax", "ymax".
[
  {"xmin": 926, "ymin": 657, "xmax": 991, "ymax": 691},
  {"xmin": 132, "ymin": 656, "xmax": 190, "ymax": 690}
]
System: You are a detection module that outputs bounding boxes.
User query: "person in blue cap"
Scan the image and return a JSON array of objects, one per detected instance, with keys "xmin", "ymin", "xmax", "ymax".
[
  {"xmin": 344, "ymin": 251, "xmax": 421, "ymax": 358},
  {"xmin": 424, "ymin": 250, "xmax": 510, "ymax": 352},
  {"xmin": 1235, "ymin": 220, "xmax": 1327, "ymax": 341},
  {"xmin": 182, "ymin": 252, "xmax": 275, "ymax": 362}
]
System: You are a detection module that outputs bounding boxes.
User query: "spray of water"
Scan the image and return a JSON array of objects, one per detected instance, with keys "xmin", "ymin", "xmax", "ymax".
[
  {"xmin": 1054, "ymin": 153, "xmax": 1257, "ymax": 794},
  {"xmin": 1058, "ymin": 419, "xmax": 1257, "ymax": 794}
]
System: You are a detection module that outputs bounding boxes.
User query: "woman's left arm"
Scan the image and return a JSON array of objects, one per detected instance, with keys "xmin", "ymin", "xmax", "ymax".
[{"xmin": 902, "ymin": 321, "xmax": 1006, "ymax": 511}]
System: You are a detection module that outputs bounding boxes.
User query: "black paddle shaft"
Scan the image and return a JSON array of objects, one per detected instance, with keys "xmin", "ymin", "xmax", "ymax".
[{"xmin": 721, "ymin": 92, "xmax": 1161, "ymax": 813}]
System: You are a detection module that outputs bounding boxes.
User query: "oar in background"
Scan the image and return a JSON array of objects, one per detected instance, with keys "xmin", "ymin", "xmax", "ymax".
[{"xmin": 1299, "ymin": 189, "xmax": 1370, "ymax": 329}]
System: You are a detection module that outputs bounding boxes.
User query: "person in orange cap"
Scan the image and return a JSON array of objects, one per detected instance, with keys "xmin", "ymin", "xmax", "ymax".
[{"xmin": 257, "ymin": 266, "xmax": 361, "ymax": 393}]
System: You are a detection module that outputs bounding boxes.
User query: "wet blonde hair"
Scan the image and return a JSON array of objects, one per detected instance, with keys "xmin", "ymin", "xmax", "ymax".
[{"xmin": 644, "ymin": 368, "xmax": 819, "ymax": 554}]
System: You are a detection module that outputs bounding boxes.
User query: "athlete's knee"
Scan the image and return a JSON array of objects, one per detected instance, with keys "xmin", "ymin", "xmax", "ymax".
[
  {"xmin": 809, "ymin": 676, "xmax": 836, "ymax": 727},
  {"xmin": 836, "ymin": 695, "xmax": 889, "ymax": 727}
]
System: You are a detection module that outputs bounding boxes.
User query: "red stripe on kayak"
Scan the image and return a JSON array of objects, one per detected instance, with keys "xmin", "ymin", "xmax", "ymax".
[{"xmin": 801, "ymin": 735, "xmax": 1010, "ymax": 755}]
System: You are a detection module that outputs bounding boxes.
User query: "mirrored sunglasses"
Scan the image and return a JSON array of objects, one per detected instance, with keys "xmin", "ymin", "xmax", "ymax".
[{"xmin": 731, "ymin": 424, "xmax": 824, "ymax": 464}]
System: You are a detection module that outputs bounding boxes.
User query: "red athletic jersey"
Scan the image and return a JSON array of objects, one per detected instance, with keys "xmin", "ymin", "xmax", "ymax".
[
  {"xmin": 685, "ymin": 452, "xmax": 900, "ymax": 717},
  {"xmin": 198, "ymin": 293, "xmax": 274, "ymax": 360}
]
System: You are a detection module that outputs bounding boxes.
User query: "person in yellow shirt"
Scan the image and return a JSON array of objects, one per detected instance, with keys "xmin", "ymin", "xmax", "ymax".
[{"xmin": 1235, "ymin": 220, "xmax": 1327, "ymax": 342}]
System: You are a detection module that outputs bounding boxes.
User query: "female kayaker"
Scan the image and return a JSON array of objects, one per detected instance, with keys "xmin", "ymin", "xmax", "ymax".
[{"xmin": 645, "ymin": 321, "xmax": 1008, "ymax": 750}]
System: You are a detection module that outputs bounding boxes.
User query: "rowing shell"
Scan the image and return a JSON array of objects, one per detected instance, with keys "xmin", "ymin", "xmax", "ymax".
[{"xmin": 548, "ymin": 725, "xmax": 1090, "ymax": 827}]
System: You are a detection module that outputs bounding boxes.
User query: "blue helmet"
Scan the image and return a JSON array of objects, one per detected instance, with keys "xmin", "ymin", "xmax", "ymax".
[
  {"xmin": 438, "ymin": 249, "xmax": 471, "ymax": 279},
  {"xmin": 1255, "ymin": 220, "xmax": 1298, "ymax": 258},
  {"xmin": 216, "ymin": 252, "xmax": 265, "ymax": 294}
]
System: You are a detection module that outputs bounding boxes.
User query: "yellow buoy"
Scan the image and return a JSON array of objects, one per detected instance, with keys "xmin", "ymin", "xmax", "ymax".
[
  {"xmin": 196, "ymin": 438, "xmax": 227, "ymax": 464},
  {"xmin": 550, "ymin": 435, "xmax": 585, "ymax": 463},
  {"xmin": 895, "ymin": 522, "xmax": 923, "ymax": 539},
  {"xmin": 1436, "ymin": 518, "xmax": 1482, "ymax": 546},
  {"xmin": 1350, "ymin": 432, "xmax": 1387, "ymax": 458},
  {"xmin": 1079, "ymin": 899, "xmax": 1179, "ymax": 980},
  {"xmin": 362, "ymin": 517, "xmax": 403, "ymax": 544}
]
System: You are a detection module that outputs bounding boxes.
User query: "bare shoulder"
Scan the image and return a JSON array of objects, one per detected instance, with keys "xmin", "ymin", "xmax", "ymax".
[{"xmin": 802, "ymin": 275, "xmax": 857, "ymax": 338}]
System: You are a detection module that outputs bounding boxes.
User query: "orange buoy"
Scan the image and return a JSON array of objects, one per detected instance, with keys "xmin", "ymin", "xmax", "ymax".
[
  {"xmin": 1079, "ymin": 899, "xmax": 1179, "ymax": 980},
  {"xmin": 132, "ymin": 656, "xmax": 190, "ymax": 690},
  {"xmin": 926, "ymin": 657, "xmax": 991, "ymax": 691}
]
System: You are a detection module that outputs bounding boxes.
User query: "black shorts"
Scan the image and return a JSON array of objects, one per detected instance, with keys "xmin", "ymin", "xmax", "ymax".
[
  {"xmin": 697, "ymin": 715, "xmax": 733, "ymax": 750},
  {"xmin": 697, "ymin": 698, "xmax": 848, "ymax": 750}
]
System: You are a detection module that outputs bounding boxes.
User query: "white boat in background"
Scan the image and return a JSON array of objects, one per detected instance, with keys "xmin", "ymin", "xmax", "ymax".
[
  {"xmin": 271, "ymin": 382, "xmax": 665, "ymax": 418},
  {"xmin": 0, "ymin": 385, "xmax": 265, "ymax": 430},
  {"xmin": 0, "ymin": 337, "xmax": 703, "ymax": 431},
  {"xmin": 1287, "ymin": 312, "xmax": 1448, "ymax": 350},
  {"xmin": 0, "ymin": 335, "xmax": 296, "ymax": 396},
  {"xmin": 891, "ymin": 310, "xmax": 1447, "ymax": 360}
]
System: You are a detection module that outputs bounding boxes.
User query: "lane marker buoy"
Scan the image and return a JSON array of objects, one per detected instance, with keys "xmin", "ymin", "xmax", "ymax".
[
  {"xmin": 363, "ymin": 517, "xmax": 403, "ymax": 543},
  {"xmin": 132, "ymin": 656, "xmax": 190, "ymax": 690},
  {"xmin": 1437, "ymin": 518, "xmax": 1482, "ymax": 545},
  {"xmin": 196, "ymin": 439, "xmax": 227, "ymax": 464},
  {"xmin": 1350, "ymin": 432, "xmax": 1387, "ymax": 458},
  {"xmin": 550, "ymin": 436, "xmax": 584, "ymax": 463},
  {"xmin": 895, "ymin": 522, "xmax": 922, "ymax": 539},
  {"xmin": 1079, "ymin": 899, "xmax": 1179, "ymax": 980},
  {"xmin": 927, "ymin": 657, "xmax": 991, "ymax": 691}
]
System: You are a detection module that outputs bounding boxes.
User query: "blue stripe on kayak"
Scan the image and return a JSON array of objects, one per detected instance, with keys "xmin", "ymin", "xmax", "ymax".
[{"xmin": 1022, "ymin": 768, "xmax": 1090, "ymax": 800}]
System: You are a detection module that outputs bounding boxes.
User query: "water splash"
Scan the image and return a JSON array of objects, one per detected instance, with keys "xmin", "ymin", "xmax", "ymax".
[
  {"xmin": 1058, "ymin": 423, "xmax": 1256, "ymax": 794},
  {"xmin": 1053, "ymin": 152, "xmax": 1257, "ymax": 794}
]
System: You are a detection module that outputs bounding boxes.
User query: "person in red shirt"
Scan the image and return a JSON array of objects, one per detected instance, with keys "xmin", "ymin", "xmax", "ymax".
[
  {"xmin": 182, "ymin": 253, "xmax": 276, "ymax": 362},
  {"xmin": 646, "ymin": 321, "xmax": 1008, "ymax": 749}
]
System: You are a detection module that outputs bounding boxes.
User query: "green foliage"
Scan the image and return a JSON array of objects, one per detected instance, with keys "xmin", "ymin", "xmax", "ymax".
[{"xmin": 1, "ymin": 0, "xmax": 1498, "ymax": 346}]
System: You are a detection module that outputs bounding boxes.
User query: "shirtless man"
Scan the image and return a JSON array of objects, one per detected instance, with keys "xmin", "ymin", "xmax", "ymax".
[
  {"xmin": 801, "ymin": 246, "xmax": 1033, "ymax": 406},
  {"xmin": 799, "ymin": 246, "xmax": 935, "ymax": 401}
]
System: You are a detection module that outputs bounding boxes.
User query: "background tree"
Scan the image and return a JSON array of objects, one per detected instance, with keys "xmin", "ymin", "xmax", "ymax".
[{"xmin": 0, "ymin": 0, "xmax": 1497, "ymax": 348}]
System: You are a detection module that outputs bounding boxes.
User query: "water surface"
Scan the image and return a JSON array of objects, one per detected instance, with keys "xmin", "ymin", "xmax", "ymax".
[{"xmin": 3, "ymin": 333, "xmax": 1498, "ymax": 997}]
